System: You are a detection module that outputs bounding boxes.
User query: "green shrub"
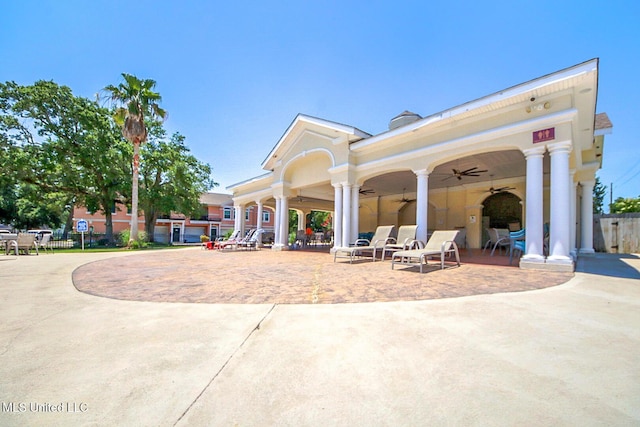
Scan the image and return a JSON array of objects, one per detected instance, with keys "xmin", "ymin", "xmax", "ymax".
[{"xmin": 117, "ymin": 229, "xmax": 149, "ymax": 249}]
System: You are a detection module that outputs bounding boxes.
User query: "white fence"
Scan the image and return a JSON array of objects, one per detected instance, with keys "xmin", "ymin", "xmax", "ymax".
[{"xmin": 594, "ymin": 213, "xmax": 640, "ymax": 254}]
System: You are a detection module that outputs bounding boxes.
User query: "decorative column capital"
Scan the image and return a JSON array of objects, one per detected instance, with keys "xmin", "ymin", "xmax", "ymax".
[
  {"xmin": 547, "ymin": 140, "xmax": 572, "ymax": 155},
  {"xmin": 413, "ymin": 168, "xmax": 430, "ymax": 178},
  {"xmin": 522, "ymin": 146, "xmax": 546, "ymax": 159}
]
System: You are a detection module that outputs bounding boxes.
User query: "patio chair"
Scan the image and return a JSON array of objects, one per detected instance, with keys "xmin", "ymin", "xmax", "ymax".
[
  {"xmin": 509, "ymin": 228, "xmax": 526, "ymax": 265},
  {"xmin": 10, "ymin": 233, "xmax": 38, "ymax": 255},
  {"xmin": 483, "ymin": 228, "xmax": 510, "ymax": 256},
  {"xmin": 454, "ymin": 228, "xmax": 467, "ymax": 249},
  {"xmin": 391, "ymin": 230, "xmax": 460, "ymax": 273},
  {"xmin": 333, "ymin": 225, "xmax": 396, "ymax": 263},
  {"xmin": 35, "ymin": 233, "xmax": 53, "ymax": 254},
  {"xmin": 294, "ymin": 230, "xmax": 309, "ymax": 248},
  {"xmin": 382, "ymin": 225, "xmax": 418, "ymax": 260}
]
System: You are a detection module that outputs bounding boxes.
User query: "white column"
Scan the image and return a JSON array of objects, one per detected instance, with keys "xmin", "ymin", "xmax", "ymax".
[
  {"xmin": 297, "ymin": 211, "xmax": 304, "ymax": 231},
  {"xmin": 333, "ymin": 184, "xmax": 343, "ymax": 248},
  {"xmin": 234, "ymin": 205, "xmax": 244, "ymax": 236},
  {"xmin": 570, "ymin": 171, "xmax": 577, "ymax": 256},
  {"xmin": 342, "ymin": 184, "xmax": 352, "ymax": 247},
  {"xmin": 280, "ymin": 196, "xmax": 289, "ymax": 247},
  {"xmin": 415, "ymin": 170, "xmax": 429, "ymax": 243},
  {"xmin": 521, "ymin": 147, "xmax": 546, "ymax": 262},
  {"xmin": 274, "ymin": 197, "xmax": 281, "ymax": 246},
  {"xmin": 580, "ymin": 180, "xmax": 596, "ymax": 254},
  {"xmin": 256, "ymin": 201, "xmax": 263, "ymax": 247},
  {"xmin": 351, "ymin": 184, "xmax": 360, "ymax": 242},
  {"xmin": 547, "ymin": 141, "xmax": 573, "ymax": 264}
]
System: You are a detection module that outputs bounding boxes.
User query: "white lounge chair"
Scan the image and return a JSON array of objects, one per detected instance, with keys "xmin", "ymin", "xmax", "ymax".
[
  {"xmin": 382, "ymin": 225, "xmax": 418, "ymax": 260},
  {"xmin": 212, "ymin": 229, "xmax": 241, "ymax": 250},
  {"xmin": 238, "ymin": 229, "xmax": 263, "ymax": 251},
  {"xmin": 333, "ymin": 225, "xmax": 396, "ymax": 263},
  {"xmin": 391, "ymin": 230, "xmax": 460, "ymax": 273}
]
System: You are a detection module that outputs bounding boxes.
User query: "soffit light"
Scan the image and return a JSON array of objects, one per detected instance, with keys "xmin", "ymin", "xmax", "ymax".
[{"xmin": 526, "ymin": 101, "xmax": 551, "ymax": 113}]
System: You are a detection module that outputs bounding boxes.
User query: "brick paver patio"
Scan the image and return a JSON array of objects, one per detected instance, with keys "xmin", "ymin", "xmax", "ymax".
[{"xmin": 72, "ymin": 247, "xmax": 573, "ymax": 304}]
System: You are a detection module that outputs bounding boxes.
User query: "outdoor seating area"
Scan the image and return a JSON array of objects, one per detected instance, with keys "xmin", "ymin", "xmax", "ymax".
[
  {"xmin": 1, "ymin": 232, "xmax": 39, "ymax": 256},
  {"xmin": 331, "ymin": 226, "xmax": 467, "ymax": 273},
  {"xmin": 207, "ymin": 229, "xmax": 264, "ymax": 251}
]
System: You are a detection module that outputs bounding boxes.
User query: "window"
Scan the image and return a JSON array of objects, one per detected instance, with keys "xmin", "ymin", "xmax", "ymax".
[
  {"xmin": 223, "ymin": 207, "xmax": 232, "ymax": 220},
  {"xmin": 245, "ymin": 208, "xmax": 250, "ymax": 221},
  {"xmin": 262, "ymin": 210, "xmax": 271, "ymax": 223}
]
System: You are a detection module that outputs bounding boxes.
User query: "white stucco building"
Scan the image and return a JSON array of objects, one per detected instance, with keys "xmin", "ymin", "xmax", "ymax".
[{"xmin": 228, "ymin": 59, "xmax": 612, "ymax": 271}]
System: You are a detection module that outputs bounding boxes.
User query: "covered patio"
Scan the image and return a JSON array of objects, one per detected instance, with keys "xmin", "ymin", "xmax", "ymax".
[{"xmin": 229, "ymin": 59, "xmax": 612, "ymax": 271}]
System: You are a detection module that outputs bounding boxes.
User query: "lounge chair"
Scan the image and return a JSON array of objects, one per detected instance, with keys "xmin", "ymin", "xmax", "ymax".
[
  {"xmin": 212, "ymin": 230, "xmax": 241, "ymax": 250},
  {"xmin": 333, "ymin": 225, "xmax": 396, "ymax": 263},
  {"xmin": 238, "ymin": 229, "xmax": 263, "ymax": 251},
  {"xmin": 391, "ymin": 230, "xmax": 460, "ymax": 273},
  {"xmin": 382, "ymin": 225, "xmax": 418, "ymax": 260}
]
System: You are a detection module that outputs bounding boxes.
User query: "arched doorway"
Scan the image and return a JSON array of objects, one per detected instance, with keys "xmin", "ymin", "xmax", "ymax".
[{"xmin": 482, "ymin": 192, "xmax": 522, "ymax": 230}]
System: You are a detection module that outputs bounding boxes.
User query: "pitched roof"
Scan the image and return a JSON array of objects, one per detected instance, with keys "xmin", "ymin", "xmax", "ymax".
[
  {"xmin": 199, "ymin": 192, "xmax": 233, "ymax": 206},
  {"xmin": 595, "ymin": 112, "xmax": 613, "ymax": 130}
]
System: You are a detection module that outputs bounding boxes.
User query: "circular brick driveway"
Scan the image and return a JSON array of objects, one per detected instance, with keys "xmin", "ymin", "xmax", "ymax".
[{"xmin": 72, "ymin": 247, "xmax": 574, "ymax": 304}]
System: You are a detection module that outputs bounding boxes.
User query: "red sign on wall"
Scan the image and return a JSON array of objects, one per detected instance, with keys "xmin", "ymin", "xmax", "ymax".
[{"xmin": 533, "ymin": 127, "xmax": 555, "ymax": 144}]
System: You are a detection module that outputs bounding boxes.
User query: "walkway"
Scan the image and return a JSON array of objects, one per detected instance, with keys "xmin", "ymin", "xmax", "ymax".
[{"xmin": 0, "ymin": 249, "xmax": 638, "ymax": 426}]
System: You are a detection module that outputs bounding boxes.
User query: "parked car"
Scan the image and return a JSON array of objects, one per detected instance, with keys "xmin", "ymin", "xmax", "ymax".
[{"xmin": 27, "ymin": 229, "xmax": 53, "ymax": 242}]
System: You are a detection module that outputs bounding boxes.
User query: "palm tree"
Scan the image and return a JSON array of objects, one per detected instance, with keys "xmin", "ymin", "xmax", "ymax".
[{"xmin": 103, "ymin": 74, "xmax": 167, "ymax": 244}]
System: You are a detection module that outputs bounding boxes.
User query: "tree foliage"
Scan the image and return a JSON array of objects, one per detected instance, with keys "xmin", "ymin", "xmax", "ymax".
[
  {"xmin": 0, "ymin": 80, "xmax": 130, "ymax": 236},
  {"xmin": 103, "ymin": 73, "xmax": 167, "ymax": 242},
  {"xmin": 610, "ymin": 196, "xmax": 640, "ymax": 214},
  {"xmin": 103, "ymin": 73, "xmax": 166, "ymax": 144},
  {"xmin": 0, "ymin": 77, "xmax": 215, "ymax": 242},
  {"xmin": 139, "ymin": 124, "xmax": 215, "ymax": 241},
  {"xmin": 593, "ymin": 176, "xmax": 607, "ymax": 214}
]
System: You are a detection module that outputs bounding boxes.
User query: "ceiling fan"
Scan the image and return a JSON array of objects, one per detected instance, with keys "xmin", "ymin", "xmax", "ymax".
[
  {"xmin": 395, "ymin": 188, "xmax": 416, "ymax": 203},
  {"xmin": 295, "ymin": 191, "xmax": 306, "ymax": 203},
  {"xmin": 442, "ymin": 166, "xmax": 488, "ymax": 181},
  {"xmin": 485, "ymin": 185, "xmax": 515, "ymax": 194},
  {"xmin": 482, "ymin": 175, "xmax": 514, "ymax": 194},
  {"xmin": 359, "ymin": 188, "xmax": 375, "ymax": 195}
]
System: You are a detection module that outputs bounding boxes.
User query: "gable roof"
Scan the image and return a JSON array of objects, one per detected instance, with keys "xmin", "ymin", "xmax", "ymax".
[
  {"xmin": 261, "ymin": 114, "xmax": 371, "ymax": 170},
  {"xmin": 595, "ymin": 112, "xmax": 613, "ymax": 134},
  {"xmin": 199, "ymin": 192, "xmax": 233, "ymax": 206}
]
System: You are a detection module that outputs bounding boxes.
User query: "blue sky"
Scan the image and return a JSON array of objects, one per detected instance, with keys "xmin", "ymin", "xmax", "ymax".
[{"xmin": 1, "ymin": 1, "xmax": 639, "ymax": 201}]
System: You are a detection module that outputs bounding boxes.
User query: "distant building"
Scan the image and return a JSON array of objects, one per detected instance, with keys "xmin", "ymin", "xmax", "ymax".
[{"xmin": 72, "ymin": 192, "xmax": 275, "ymax": 243}]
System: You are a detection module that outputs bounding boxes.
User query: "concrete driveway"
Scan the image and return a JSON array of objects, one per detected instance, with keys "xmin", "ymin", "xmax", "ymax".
[{"xmin": 0, "ymin": 250, "xmax": 639, "ymax": 426}]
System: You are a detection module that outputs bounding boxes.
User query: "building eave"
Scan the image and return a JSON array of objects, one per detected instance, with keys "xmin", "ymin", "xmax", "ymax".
[{"xmin": 351, "ymin": 58, "xmax": 599, "ymax": 152}]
